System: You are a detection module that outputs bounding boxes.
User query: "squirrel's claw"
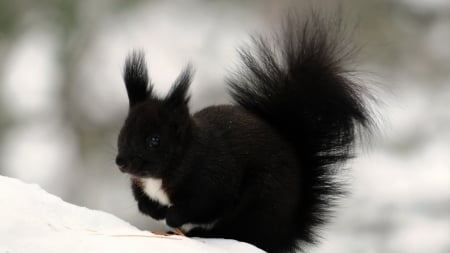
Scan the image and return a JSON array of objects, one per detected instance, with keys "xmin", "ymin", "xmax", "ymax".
[
  {"xmin": 172, "ymin": 228, "xmax": 185, "ymax": 236},
  {"xmin": 151, "ymin": 228, "xmax": 185, "ymax": 237}
]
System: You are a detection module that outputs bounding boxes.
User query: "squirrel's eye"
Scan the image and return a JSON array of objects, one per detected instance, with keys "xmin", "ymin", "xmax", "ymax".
[{"xmin": 148, "ymin": 136, "xmax": 160, "ymax": 148}]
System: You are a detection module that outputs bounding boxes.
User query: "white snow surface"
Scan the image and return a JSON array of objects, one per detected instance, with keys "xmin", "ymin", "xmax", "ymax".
[{"xmin": 0, "ymin": 175, "xmax": 264, "ymax": 253}]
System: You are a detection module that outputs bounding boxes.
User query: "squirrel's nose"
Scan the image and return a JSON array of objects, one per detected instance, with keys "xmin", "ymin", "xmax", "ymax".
[{"xmin": 115, "ymin": 155, "xmax": 129, "ymax": 172}]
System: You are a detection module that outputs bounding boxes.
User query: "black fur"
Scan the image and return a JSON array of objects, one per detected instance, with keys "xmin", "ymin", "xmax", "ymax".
[
  {"xmin": 116, "ymin": 13, "xmax": 373, "ymax": 253},
  {"xmin": 123, "ymin": 50, "xmax": 152, "ymax": 106}
]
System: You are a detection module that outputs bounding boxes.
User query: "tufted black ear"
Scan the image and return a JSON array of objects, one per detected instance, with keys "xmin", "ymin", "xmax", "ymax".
[
  {"xmin": 123, "ymin": 50, "xmax": 153, "ymax": 107},
  {"xmin": 164, "ymin": 64, "xmax": 193, "ymax": 109}
]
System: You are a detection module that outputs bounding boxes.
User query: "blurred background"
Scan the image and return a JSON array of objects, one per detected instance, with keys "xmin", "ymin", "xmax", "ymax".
[{"xmin": 0, "ymin": 0, "xmax": 449, "ymax": 252}]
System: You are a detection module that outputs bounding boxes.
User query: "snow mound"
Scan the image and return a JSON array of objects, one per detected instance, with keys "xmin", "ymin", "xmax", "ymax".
[{"xmin": 0, "ymin": 175, "xmax": 264, "ymax": 253}]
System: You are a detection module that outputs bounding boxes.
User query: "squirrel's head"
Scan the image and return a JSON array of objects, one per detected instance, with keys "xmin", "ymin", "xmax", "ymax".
[{"xmin": 116, "ymin": 51, "xmax": 193, "ymax": 178}]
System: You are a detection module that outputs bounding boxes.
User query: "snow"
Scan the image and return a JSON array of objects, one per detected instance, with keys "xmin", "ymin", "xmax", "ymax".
[{"xmin": 0, "ymin": 175, "xmax": 264, "ymax": 253}]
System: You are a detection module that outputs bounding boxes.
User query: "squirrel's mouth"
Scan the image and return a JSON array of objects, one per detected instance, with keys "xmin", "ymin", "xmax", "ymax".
[
  {"xmin": 120, "ymin": 168, "xmax": 153, "ymax": 178},
  {"xmin": 116, "ymin": 156, "xmax": 153, "ymax": 177},
  {"xmin": 122, "ymin": 164, "xmax": 161, "ymax": 179},
  {"xmin": 117, "ymin": 165, "xmax": 128, "ymax": 173}
]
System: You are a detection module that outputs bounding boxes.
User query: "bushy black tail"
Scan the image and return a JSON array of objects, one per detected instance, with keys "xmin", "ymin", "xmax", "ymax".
[{"xmin": 228, "ymin": 13, "xmax": 373, "ymax": 249}]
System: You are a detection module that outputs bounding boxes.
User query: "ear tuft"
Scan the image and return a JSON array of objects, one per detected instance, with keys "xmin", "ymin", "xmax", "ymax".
[
  {"xmin": 165, "ymin": 64, "xmax": 194, "ymax": 109},
  {"xmin": 123, "ymin": 50, "xmax": 152, "ymax": 107}
]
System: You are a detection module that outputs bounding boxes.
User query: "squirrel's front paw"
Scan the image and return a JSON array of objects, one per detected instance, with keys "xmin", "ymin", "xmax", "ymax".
[{"xmin": 137, "ymin": 200, "xmax": 168, "ymax": 220}]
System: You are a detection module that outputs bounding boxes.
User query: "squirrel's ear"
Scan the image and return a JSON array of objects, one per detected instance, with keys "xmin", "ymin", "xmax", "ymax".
[
  {"xmin": 123, "ymin": 50, "xmax": 153, "ymax": 107},
  {"xmin": 164, "ymin": 64, "xmax": 193, "ymax": 109}
]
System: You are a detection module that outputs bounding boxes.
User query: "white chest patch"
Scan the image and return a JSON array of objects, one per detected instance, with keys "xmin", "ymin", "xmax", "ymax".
[{"xmin": 141, "ymin": 177, "xmax": 172, "ymax": 206}]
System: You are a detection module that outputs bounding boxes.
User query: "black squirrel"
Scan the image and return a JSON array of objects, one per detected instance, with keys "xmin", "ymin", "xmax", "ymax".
[{"xmin": 115, "ymin": 12, "xmax": 373, "ymax": 253}]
